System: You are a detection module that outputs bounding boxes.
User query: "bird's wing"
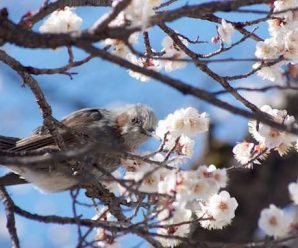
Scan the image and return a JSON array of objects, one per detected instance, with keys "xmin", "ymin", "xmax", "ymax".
[
  {"xmin": 62, "ymin": 108, "xmax": 105, "ymax": 126},
  {"xmin": 12, "ymin": 134, "xmax": 73, "ymax": 151},
  {"xmin": 0, "ymin": 135, "xmax": 20, "ymax": 150},
  {"xmin": 12, "ymin": 108, "xmax": 116, "ymax": 152}
]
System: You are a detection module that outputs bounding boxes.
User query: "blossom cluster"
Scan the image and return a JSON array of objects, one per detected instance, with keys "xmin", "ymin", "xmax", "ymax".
[
  {"xmin": 100, "ymin": 107, "xmax": 238, "ymax": 247},
  {"xmin": 216, "ymin": 19, "xmax": 235, "ymax": 44},
  {"xmin": 39, "ymin": 7, "xmax": 82, "ymax": 33},
  {"xmin": 126, "ymin": 34, "xmax": 189, "ymax": 82},
  {"xmin": 233, "ymin": 105, "xmax": 297, "ymax": 168},
  {"xmin": 258, "ymin": 204, "xmax": 293, "ymax": 239},
  {"xmin": 258, "ymin": 179, "xmax": 298, "ymax": 239},
  {"xmin": 38, "ymin": 2, "xmax": 190, "ymax": 82},
  {"xmin": 253, "ymin": 0, "xmax": 298, "ymax": 83},
  {"xmin": 95, "ymin": 0, "xmax": 189, "ymax": 81},
  {"xmin": 233, "ymin": 103, "xmax": 298, "ymax": 241}
]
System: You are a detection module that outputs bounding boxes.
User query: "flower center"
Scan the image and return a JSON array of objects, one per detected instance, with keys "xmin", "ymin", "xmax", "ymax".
[
  {"xmin": 219, "ymin": 201, "xmax": 228, "ymax": 211},
  {"xmin": 269, "ymin": 216, "xmax": 278, "ymax": 226}
]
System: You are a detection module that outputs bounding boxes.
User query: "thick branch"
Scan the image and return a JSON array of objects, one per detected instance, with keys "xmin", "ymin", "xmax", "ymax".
[
  {"xmin": 151, "ymin": 0, "xmax": 271, "ymax": 24},
  {"xmin": 0, "ymin": 10, "xmax": 135, "ymax": 49},
  {"xmin": 20, "ymin": 0, "xmax": 112, "ymax": 26}
]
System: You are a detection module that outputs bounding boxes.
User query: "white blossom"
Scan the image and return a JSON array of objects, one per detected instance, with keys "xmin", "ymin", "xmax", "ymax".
[
  {"xmin": 258, "ymin": 204, "xmax": 292, "ymax": 239},
  {"xmin": 267, "ymin": 19, "xmax": 286, "ymax": 37},
  {"xmin": 104, "ymin": 32, "xmax": 139, "ymax": 58},
  {"xmin": 196, "ymin": 165, "xmax": 228, "ymax": 191},
  {"xmin": 254, "ymin": 0, "xmax": 298, "ymax": 82},
  {"xmin": 289, "ymin": 179, "xmax": 298, "ymax": 204},
  {"xmin": 248, "ymin": 105, "xmax": 297, "ymax": 155},
  {"xmin": 255, "ymin": 39, "xmax": 282, "ymax": 60},
  {"xmin": 156, "ymin": 107, "xmax": 209, "ymax": 139},
  {"xmin": 93, "ymin": 208, "xmax": 120, "ymax": 247},
  {"xmin": 232, "ymin": 142, "xmax": 267, "ymax": 167},
  {"xmin": 161, "ymin": 35, "xmax": 189, "ymax": 72},
  {"xmin": 157, "ymin": 207, "xmax": 192, "ymax": 247},
  {"xmin": 176, "ymin": 135, "xmax": 195, "ymax": 157},
  {"xmin": 252, "ymin": 63, "xmax": 285, "ymax": 83},
  {"xmin": 39, "ymin": 7, "xmax": 82, "ymax": 33},
  {"xmin": 183, "ymin": 169, "xmax": 218, "ymax": 201},
  {"xmin": 123, "ymin": 156, "xmax": 169, "ymax": 193},
  {"xmin": 112, "ymin": 0, "xmax": 162, "ymax": 30},
  {"xmin": 96, "ymin": 240, "xmax": 120, "ymax": 248},
  {"xmin": 274, "ymin": 0, "xmax": 298, "ymax": 11},
  {"xmin": 206, "ymin": 164, "xmax": 228, "ymax": 188},
  {"xmin": 127, "ymin": 53, "xmax": 161, "ymax": 82},
  {"xmin": 200, "ymin": 191, "xmax": 238, "ymax": 229},
  {"xmin": 284, "ymin": 30, "xmax": 298, "ymax": 62},
  {"xmin": 272, "ymin": 0, "xmax": 298, "ymax": 30},
  {"xmin": 161, "ymin": 134, "xmax": 195, "ymax": 158},
  {"xmin": 158, "ymin": 165, "xmax": 228, "ymax": 204},
  {"xmin": 217, "ymin": 19, "xmax": 235, "ymax": 44}
]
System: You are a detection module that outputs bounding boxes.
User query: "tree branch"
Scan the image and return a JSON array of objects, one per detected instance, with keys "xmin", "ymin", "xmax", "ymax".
[{"xmin": 0, "ymin": 186, "xmax": 20, "ymax": 248}]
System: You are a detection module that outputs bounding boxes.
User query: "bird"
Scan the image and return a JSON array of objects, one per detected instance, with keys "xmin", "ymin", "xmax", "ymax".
[{"xmin": 0, "ymin": 104, "xmax": 157, "ymax": 193}]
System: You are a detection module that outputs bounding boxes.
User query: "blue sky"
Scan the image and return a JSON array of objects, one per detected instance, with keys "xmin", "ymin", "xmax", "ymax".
[{"xmin": 0, "ymin": 1, "xmax": 285, "ymax": 247}]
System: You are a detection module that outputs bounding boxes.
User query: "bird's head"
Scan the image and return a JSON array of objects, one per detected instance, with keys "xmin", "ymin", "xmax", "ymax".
[{"xmin": 115, "ymin": 104, "xmax": 157, "ymax": 150}]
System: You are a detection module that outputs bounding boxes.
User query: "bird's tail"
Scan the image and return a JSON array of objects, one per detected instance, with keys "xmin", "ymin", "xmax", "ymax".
[
  {"xmin": 0, "ymin": 135, "xmax": 20, "ymax": 150},
  {"xmin": 0, "ymin": 173, "xmax": 28, "ymax": 186}
]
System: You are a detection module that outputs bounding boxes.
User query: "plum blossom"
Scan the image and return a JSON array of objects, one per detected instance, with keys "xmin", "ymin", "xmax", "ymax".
[
  {"xmin": 217, "ymin": 19, "xmax": 235, "ymax": 44},
  {"xmin": 161, "ymin": 35, "xmax": 189, "ymax": 72},
  {"xmin": 93, "ymin": 209, "xmax": 120, "ymax": 247},
  {"xmin": 156, "ymin": 207, "xmax": 192, "ymax": 247},
  {"xmin": 96, "ymin": 241, "xmax": 120, "ymax": 248},
  {"xmin": 206, "ymin": 164, "xmax": 228, "ymax": 188},
  {"xmin": 156, "ymin": 107, "xmax": 209, "ymax": 139},
  {"xmin": 288, "ymin": 179, "xmax": 298, "ymax": 204},
  {"xmin": 274, "ymin": 0, "xmax": 298, "ymax": 11},
  {"xmin": 122, "ymin": 155, "xmax": 170, "ymax": 193},
  {"xmin": 127, "ymin": 53, "xmax": 161, "ymax": 82},
  {"xmin": 104, "ymin": 32, "xmax": 139, "ymax": 58},
  {"xmin": 232, "ymin": 142, "xmax": 268, "ymax": 168},
  {"xmin": 255, "ymin": 38, "xmax": 282, "ymax": 60},
  {"xmin": 39, "ymin": 7, "xmax": 82, "ymax": 33},
  {"xmin": 158, "ymin": 134, "xmax": 195, "ymax": 158},
  {"xmin": 258, "ymin": 204, "xmax": 292, "ymax": 239},
  {"xmin": 254, "ymin": 0, "xmax": 298, "ymax": 82},
  {"xmin": 284, "ymin": 30, "xmax": 298, "ymax": 62},
  {"xmin": 158, "ymin": 165, "xmax": 228, "ymax": 203},
  {"xmin": 200, "ymin": 191, "xmax": 238, "ymax": 229},
  {"xmin": 248, "ymin": 105, "xmax": 297, "ymax": 155},
  {"xmin": 112, "ymin": 0, "xmax": 163, "ymax": 30},
  {"xmin": 174, "ymin": 135, "xmax": 195, "ymax": 157},
  {"xmin": 252, "ymin": 62, "xmax": 285, "ymax": 83}
]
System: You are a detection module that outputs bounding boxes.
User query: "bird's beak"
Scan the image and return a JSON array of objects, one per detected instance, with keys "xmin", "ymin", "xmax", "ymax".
[{"xmin": 142, "ymin": 128, "xmax": 161, "ymax": 140}]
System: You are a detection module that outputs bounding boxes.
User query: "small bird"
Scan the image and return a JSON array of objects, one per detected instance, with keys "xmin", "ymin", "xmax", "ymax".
[{"xmin": 0, "ymin": 104, "xmax": 157, "ymax": 192}]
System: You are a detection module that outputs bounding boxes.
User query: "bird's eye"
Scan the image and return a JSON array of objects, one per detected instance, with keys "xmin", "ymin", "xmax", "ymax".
[{"xmin": 131, "ymin": 117, "xmax": 142, "ymax": 125}]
